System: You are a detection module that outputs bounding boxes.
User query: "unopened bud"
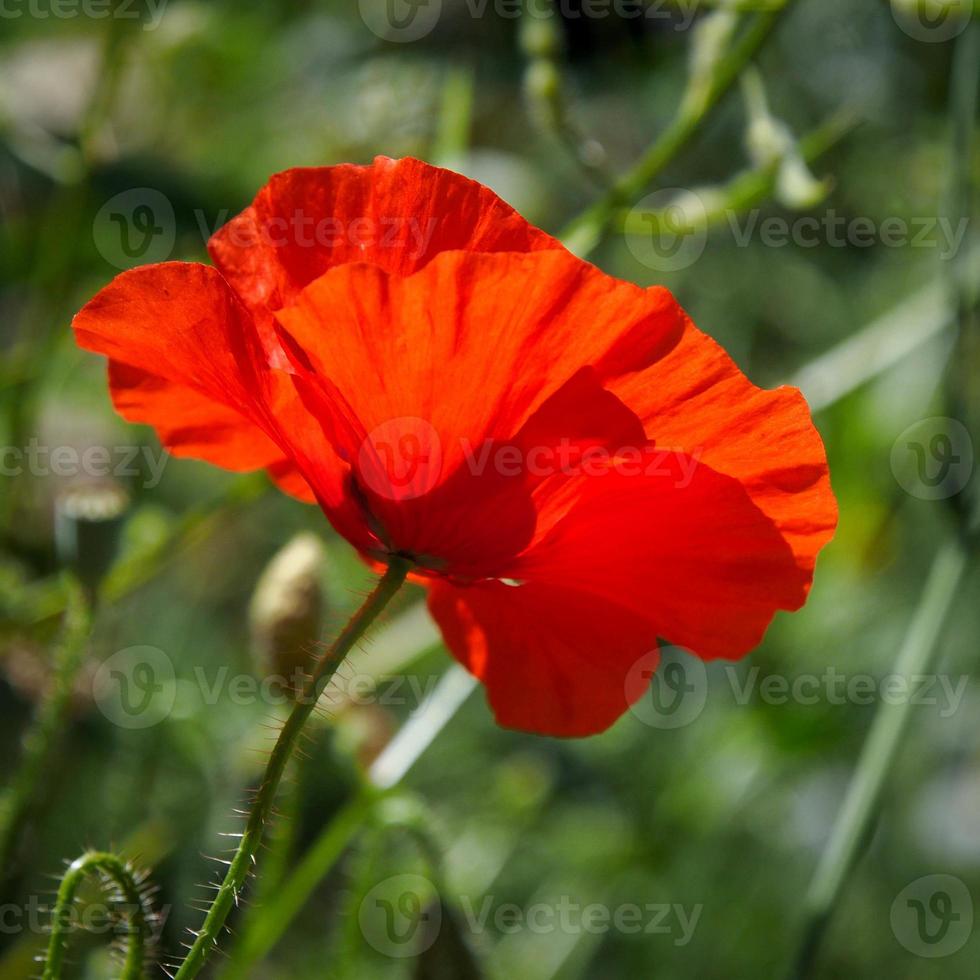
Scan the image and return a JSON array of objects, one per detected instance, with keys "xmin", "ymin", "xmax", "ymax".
[
  {"xmin": 54, "ymin": 481, "xmax": 129, "ymax": 596},
  {"xmin": 524, "ymin": 60, "xmax": 561, "ymax": 107},
  {"xmin": 776, "ymin": 151, "xmax": 833, "ymax": 211},
  {"xmin": 745, "ymin": 114, "xmax": 793, "ymax": 171},
  {"xmin": 520, "ymin": 11, "xmax": 560, "ymax": 60},
  {"xmin": 248, "ymin": 533, "xmax": 326, "ymax": 689}
]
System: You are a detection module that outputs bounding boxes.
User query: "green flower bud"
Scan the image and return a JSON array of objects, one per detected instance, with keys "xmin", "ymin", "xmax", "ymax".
[
  {"xmin": 54, "ymin": 481, "xmax": 129, "ymax": 597},
  {"xmin": 248, "ymin": 533, "xmax": 326, "ymax": 691}
]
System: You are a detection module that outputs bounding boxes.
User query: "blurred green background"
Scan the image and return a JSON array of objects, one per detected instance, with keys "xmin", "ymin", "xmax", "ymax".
[{"xmin": 0, "ymin": 0, "xmax": 978, "ymax": 977}]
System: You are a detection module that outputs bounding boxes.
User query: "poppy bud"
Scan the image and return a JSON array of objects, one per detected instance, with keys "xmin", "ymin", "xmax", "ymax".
[
  {"xmin": 248, "ymin": 533, "xmax": 326, "ymax": 691},
  {"xmin": 745, "ymin": 114, "xmax": 793, "ymax": 170},
  {"xmin": 524, "ymin": 60, "xmax": 560, "ymax": 109},
  {"xmin": 520, "ymin": 11, "xmax": 559, "ymax": 61},
  {"xmin": 54, "ymin": 481, "xmax": 129, "ymax": 597},
  {"xmin": 776, "ymin": 151, "xmax": 833, "ymax": 211}
]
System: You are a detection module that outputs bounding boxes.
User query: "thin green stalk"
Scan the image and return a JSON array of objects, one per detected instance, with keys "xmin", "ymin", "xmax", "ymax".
[
  {"xmin": 42, "ymin": 850, "xmax": 149, "ymax": 980},
  {"xmin": 431, "ymin": 63, "xmax": 475, "ymax": 167},
  {"xmin": 219, "ymin": 666, "xmax": 477, "ymax": 978},
  {"xmin": 560, "ymin": 3, "xmax": 793, "ymax": 256},
  {"xmin": 172, "ymin": 558, "xmax": 411, "ymax": 980},
  {"xmin": 789, "ymin": 539, "xmax": 968, "ymax": 979},
  {"xmin": 616, "ymin": 111, "xmax": 857, "ymax": 237},
  {"xmin": 521, "ymin": 0, "xmax": 613, "ymax": 189},
  {"xmin": 0, "ymin": 578, "xmax": 92, "ymax": 881}
]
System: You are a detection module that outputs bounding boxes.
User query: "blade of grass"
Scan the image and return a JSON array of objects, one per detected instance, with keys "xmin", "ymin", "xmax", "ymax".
[{"xmin": 789, "ymin": 538, "xmax": 969, "ymax": 978}]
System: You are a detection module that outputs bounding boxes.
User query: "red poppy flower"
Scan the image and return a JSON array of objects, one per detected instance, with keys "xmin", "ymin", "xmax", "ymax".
[{"xmin": 73, "ymin": 156, "xmax": 837, "ymax": 737}]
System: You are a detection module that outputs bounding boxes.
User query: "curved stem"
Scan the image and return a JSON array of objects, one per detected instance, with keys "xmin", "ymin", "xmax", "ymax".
[
  {"xmin": 560, "ymin": 3, "xmax": 794, "ymax": 256},
  {"xmin": 220, "ymin": 665, "xmax": 477, "ymax": 978},
  {"xmin": 173, "ymin": 557, "xmax": 411, "ymax": 980},
  {"xmin": 43, "ymin": 850, "xmax": 149, "ymax": 980}
]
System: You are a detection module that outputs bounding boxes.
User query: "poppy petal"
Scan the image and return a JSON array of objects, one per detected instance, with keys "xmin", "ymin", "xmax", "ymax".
[
  {"xmin": 273, "ymin": 250, "xmax": 676, "ymax": 568},
  {"xmin": 427, "ymin": 578, "xmax": 657, "ymax": 737},
  {"xmin": 73, "ymin": 263, "xmax": 324, "ymax": 507},
  {"xmin": 427, "ymin": 453, "xmax": 812, "ymax": 735},
  {"xmin": 508, "ymin": 454, "xmax": 810, "ymax": 659},
  {"xmin": 208, "ymin": 156, "xmax": 562, "ymax": 320},
  {"xmin": 608, "ymin": 311, "xmax": 837, "ymax": 573}
]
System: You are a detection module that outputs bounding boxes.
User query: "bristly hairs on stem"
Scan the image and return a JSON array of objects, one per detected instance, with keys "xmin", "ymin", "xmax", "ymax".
[
  {"xmin": 41, "ymin": 850, "xmax": 158, "ymax": 980},
  {"xmin": 170, "ymin": 557, "xmax": 411, "ymax": 980}
]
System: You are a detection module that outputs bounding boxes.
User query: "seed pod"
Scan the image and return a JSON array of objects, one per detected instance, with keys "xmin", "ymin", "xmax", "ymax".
[
  {"xmin": 54, "ymin": 481, "xmax": 129, "ymax": 597},
  {"xmin": 248, "ymin": 532, "xmax": 326, "ymax": 693}
]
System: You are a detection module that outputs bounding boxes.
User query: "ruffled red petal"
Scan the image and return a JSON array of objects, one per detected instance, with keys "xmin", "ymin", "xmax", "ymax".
[
  {"xmin": 71, "ymin": 263, "xmax": 361, "ymax": 525},
  {"xmin": 430, "ymin": 452, "xmax": 813, "ymax": 735},
  {"xmin": 208, "ymin": 156, "xmax": 562, "ymax": 322},
  {"xmin": 608, "ymin": 312, "xmax": 837, "ymax": 576},
  {"xmin": 428, "ymin": 578, "xmax": 659, "ymax": 737},
  {"xmin": 272, "ymin": 248, "xmax": 678, "ymax": 570}
]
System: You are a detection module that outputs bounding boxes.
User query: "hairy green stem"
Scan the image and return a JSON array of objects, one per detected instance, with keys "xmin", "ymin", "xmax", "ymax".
[
  {"xmin": 173, "ymin": 558, "xmax": 411, "ymax": 980},
  {"xmin": 560, "ymin": 3, "xmax": 794, "ymax": 256},
  {"xmin": 220, "ymin": 666, "xmax": 477, "ymax": 978},
  {"xmin": 0, "ymin": 578, "xmax": 92, "ymax": 882},
  {"xmin": 43, "ymin": 850, "xmax": 149, "ymax": 980},
  {"xmin": 789, "ymin": 539, "xmax": 968, "ymax": 979}
]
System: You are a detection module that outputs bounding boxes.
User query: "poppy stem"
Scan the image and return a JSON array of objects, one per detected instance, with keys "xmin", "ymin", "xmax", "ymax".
[
  {"xmin": 559, "ymin": 3, "xmax": 794, "ymax": 257},
  {"xmin": 42, "ymin": 850, "xmax": 150, "ymax": 980},
  {"xmin": 172, "ymin": 557, "xmax": 412, "ymax": 980}
]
